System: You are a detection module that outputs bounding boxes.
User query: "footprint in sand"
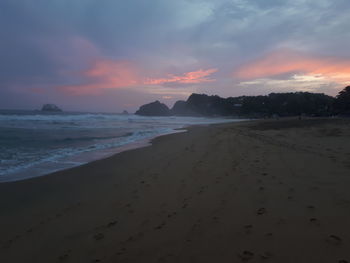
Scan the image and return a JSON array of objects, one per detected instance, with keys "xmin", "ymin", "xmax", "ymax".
[
  {"xmin": 244, "ymin": 224, "xmax": 253, "ymax": 234},
  {"xmin": 93, "ymin": 233, "xmax": 104, "ymax": 241},
  {"xmin": 326, "ymin": 235, "xmax": 342, "ymax": 245},
  {"xmin": 58, "ymin": 254, "xmax": 69, "ymax": 261},
  {"xmin": 115, "ymin": 247, "xmax": 127, "ymax": 256},
  {"xmin": 58, "ymin": 249, "xmax": 71, "ymax": 261},
  {"xmin": 276, "ymin": 218, "xmax": 286, "ymax": 225},
  {"xmin": 154, "ymin": 222, "xmax": 166, "ymax": 230},
  {"xmin": 106, "ymin": 220, "xmax": 117, "ymax": 227},
  {"xmin": 260, "ymin": 251, "xmax": 272, "ymax": 260},
  {"xmin": 238, "ymin": 250, "xmax": 254, "ymax": 261},
  {"xmin": 309, "ymin": 218, "xmax": 320, "ymax": 226},
  {"xmin": 126, "ymin": 236, "xmax": 134, "ymax": 242},
  {"xmin": 257, "ymin": 208, "xmax": 266, "ymax": 215},
  {"xmin": 167, "ymin": 212, "xmax": 177, "ymax": 218}
]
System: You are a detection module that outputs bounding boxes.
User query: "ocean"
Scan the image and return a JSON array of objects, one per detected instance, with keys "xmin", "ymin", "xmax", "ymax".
[{"xmin": 0, "ymin": 110, "xmax": 240, "ymax": 182}]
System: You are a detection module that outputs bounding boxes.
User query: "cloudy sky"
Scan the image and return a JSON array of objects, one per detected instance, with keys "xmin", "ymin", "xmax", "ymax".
[{"xmin": 1, "ymin": 0, "xmax": 350, "ymax": 112}]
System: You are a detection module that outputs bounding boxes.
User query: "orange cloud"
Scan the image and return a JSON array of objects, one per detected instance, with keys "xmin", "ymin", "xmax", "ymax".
[
  {"xmin": 144, "ymin": 68, "xmax": 218, "ymax": 85},
  {"xmin": 233, "ymin": 49, "xmax": 350, "ymax": 84},
  {"xmin": 57, "ymin": 58, "xmax": 218, "ymax": 95},
  {"xmin": 58, "ymin": 59, "xmax": 139, "ymax": 95}
]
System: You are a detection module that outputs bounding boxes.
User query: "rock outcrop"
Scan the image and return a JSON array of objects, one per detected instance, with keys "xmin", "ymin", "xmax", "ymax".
[
  {"xmin": 170, "ymin": 100, "xmax": 193, "ymax": 116},
  {"xmin": 41, "ymin": 104, "xmax": 62, "ymax": 112},
  {"xmin": 135, "ymin": 101, "xmax": 171, "ymax": 116},
  {"xmin": 136, "ymin": 91, "xmax": 336, "ymax": 117}
]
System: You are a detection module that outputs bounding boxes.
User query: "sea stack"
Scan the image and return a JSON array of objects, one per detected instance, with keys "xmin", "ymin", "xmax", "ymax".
[
  {"xmin": 41, "ymin": 104, "xmax": 62, "ymax": 112},
  {"xmin": 135, "ymin": 101, "xmax": 170, "ymax": 116}
]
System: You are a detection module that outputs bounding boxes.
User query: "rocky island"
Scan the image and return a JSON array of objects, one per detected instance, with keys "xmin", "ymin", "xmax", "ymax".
[
  {"xmin": 135, "ymin": 100, "xmax": 170, "ymax": 116},
  {"xmin": 41, "ymin": 104, "xmax": 62, "ymax": 112}
]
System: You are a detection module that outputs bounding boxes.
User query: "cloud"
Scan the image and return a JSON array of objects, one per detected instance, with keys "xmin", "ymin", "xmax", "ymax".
[
  {"xmin": 144, "ymin": 68, "xmax": 218, "ymax": 85},
  {"xmin": 56, "ymin": 58, "xmax": 217, "ymax": 95},
  {"xmin": 57, "ymin": 59, "xmax": 139, "ymax": 95},
  {"xmin": 237, "ymin": 74, "xmax": 341, "ymax": 95},
  {"xmin": 233, "ymin": 49, "xmax": 350, "ymax": 87},
  {"xmin": 2, "ymin": 0, "xmax": 350, "ymax": 111}
]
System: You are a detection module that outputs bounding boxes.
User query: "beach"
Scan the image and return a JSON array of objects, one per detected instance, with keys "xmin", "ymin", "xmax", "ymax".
[{"xmin": 1, "ymin": 118, "xmax": 350, "ymax": 262}]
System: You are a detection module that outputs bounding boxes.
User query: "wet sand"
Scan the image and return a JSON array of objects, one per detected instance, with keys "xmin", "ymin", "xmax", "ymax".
[{"xmin": 1, "ymin": 118, "xmax": 350, "ymax": 262}]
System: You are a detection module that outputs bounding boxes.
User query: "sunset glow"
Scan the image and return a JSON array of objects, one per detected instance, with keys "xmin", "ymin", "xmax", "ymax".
[
  {"xmin": 57, "ymin": 59, "xmax": 139, "ymax": 95},
  {"xmin": 233, "ymin": 49, "xmax": 350, "ymax": 86},
  {"xmin": 1, "ymin": 0, "xmax": 350, "ymax": 111},
  {"xmin": 144, "ymin": 68, "xmax": 218, "ymax": 85},
  {"xmin": 57, "ymin": 59, "xmax": 218, "ymax": 95}
]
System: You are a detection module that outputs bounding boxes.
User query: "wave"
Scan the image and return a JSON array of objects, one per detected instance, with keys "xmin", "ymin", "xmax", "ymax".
[
  {"xmin": 0, "ymin": 112, "xmax": 240, "ymax": 182},
  {"xmin": 0, "ymin": 127, "xmax": 176, "ymax": 181},
  {"xmin": 0, "ymin": 113, "xmax": 132, "ymax": 122},
  {"xmin": 59, "ymin": 132, "xmax": 134, "ymax": 142}
]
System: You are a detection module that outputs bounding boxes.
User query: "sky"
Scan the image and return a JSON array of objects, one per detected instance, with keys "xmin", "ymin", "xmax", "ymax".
[{"xmin": 1, "ymin": 0, "xmax": 350, "ymax": 112}]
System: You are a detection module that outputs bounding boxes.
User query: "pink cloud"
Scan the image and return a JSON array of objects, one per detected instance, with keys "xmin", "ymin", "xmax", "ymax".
[
  {"xmin": 233, "ymin": 49, "xmax": 350, "ymax": 85},
  {"xmin": 144, "ymin": 68, "xmax": 218, "ymax": 85},
  {"xmin": 57, "ymin": 59, "xmax": 218, "ymax": 95},
  {"xmin": 57, "ymin": 59, "xmax": 139, "ymax": 95}
]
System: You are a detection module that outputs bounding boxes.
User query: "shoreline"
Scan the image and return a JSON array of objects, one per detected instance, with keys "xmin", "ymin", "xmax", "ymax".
[
  {"xmin": 0, "ymin": 121, "xmax": 235, "ymax": 185},
  {"xmin": 1, "ymin": 118, "xmax": 350, "ymax": 262},
  {"xmin": 0, "ymin": 128, "xmax": 187, "ymax": 184},
  {"xmin": 0, "ymin": 116, "xmax": 241, "ymax": 183}
]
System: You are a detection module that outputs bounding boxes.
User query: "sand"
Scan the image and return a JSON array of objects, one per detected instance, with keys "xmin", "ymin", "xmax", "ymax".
[{"xmin": 1, "ymin": 118, "xmax": 350, "ymax": 263}]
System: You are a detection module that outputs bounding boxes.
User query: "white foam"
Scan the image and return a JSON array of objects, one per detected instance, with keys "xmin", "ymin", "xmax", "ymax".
[{"xmin": 0, "ymin": 113, "xmax": 244, "ymax": 182}]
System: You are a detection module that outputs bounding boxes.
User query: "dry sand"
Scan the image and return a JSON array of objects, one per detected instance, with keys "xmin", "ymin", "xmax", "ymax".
[{"xmin": 1, "ymin": 118, "xmax": 350, "ymax": 263}]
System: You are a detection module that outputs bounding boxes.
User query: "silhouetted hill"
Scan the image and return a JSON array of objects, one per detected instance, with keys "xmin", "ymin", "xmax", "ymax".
[
  {"xmin": 136, "ymin": 90, "xmax": 346, "ymax": 117},
  {"xmin": 176, "ymin": 92, "xmax": 334, "ymax": 117}
]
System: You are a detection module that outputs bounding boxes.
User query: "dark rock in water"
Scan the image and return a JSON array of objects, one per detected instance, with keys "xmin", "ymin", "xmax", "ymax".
[
  {"xmin": 41, "ymin": 104, "xmax": 62, "ymax": 112},
  {"xmin": 122, "ymin": 110, "xmax": 129, "ymax": 115},
  {"xmin": 135, "ymin": 101, "xmax": 170, "ymax": 116}
]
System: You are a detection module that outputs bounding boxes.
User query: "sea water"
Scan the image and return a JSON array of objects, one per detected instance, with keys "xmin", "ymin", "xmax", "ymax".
[{"xmin": 0, "ymin": 110, "xmax": 240, "ymax": 182}]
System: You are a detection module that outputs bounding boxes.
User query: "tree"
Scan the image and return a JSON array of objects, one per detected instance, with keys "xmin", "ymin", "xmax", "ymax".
[{"xmin": 334, "ymin": 86, "xmax": 350, "ymax": 114}]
